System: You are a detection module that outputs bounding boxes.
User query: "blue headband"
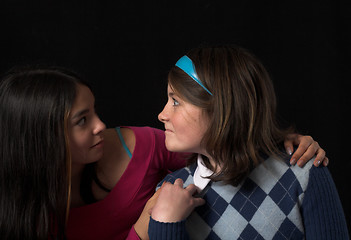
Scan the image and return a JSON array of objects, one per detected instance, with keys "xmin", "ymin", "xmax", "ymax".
[{"xmin": 175, "ymin": 55, "xmax": 213, "ymax": 96}]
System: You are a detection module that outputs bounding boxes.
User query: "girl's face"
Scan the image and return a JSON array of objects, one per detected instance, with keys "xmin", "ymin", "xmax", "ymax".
[
  {"xmin": 68, "ymin": 84, "xmax": 106, "ymax": 166},
  {"xmin": 158, "ymin": 84, "xmax": 209, "ymax": 155}
]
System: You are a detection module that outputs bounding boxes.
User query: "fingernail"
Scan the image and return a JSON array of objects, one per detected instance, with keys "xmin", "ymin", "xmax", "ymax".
[
  {"xmin": 317, "ymin": 160, "xmax": 321, "ymax": 166},
  {"xmin": 287, "ymin": 148, "xmax": 293, "ymax": 155},
  {"xmin": 290, "ymin": 158, "xmax": 296, "ymax": 165}
]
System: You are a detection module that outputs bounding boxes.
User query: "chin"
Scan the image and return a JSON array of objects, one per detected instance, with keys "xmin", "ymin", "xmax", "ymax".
[
  {"xmin": 165, "ymin": 142, "xmax": 188, "ymax": 153},
  {"xmin": 165, "ymin": 141, "xmax": 178, "ymax": 152}
]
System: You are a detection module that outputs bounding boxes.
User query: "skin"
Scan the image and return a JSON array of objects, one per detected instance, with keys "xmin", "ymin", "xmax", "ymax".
[
  {"xmin": 69, "ymin": 84, "xmax": 106, "ymax": 167},
  {"xmin": 68, "ymin": 84, "xmax": 151, "ymax": 237},
  {"xmin": 160, "ymin": 85, "xmax": 210, "ymax": 156},
  {"xmin": 152, "ymin": 83, "xmax": 329, "ymax": 223},
  {"xmin": 67, "ymin": 84, "xmax": 329, "ymax": 239},
  {"xmin": 150, "ymin": 179, "xmax": 205, "ymax": 223},
  {"xmin": 69, "ymin": 84, "xmax": 135, "ymax": 208}
]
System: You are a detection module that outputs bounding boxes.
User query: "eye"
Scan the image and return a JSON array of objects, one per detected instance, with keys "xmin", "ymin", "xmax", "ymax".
[
  {"xmin": 77, "ymin": 117, "xmax": 87, "ymax": 126},
  {"xmin": 172, "ymin": 97, "xmax": 179, "ymax": 106}
]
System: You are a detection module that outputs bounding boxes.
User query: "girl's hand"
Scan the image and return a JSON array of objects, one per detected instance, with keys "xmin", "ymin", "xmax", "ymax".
[
  {"xmin": 284, "ymin": 134, "xmax": 329, "ymax": 167},
  {"xmin": 151, "ymin": 178, "xmax": 205, "ymax": 223}
]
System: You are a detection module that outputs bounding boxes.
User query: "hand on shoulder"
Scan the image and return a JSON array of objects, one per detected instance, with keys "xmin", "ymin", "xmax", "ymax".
[{"xmin": 151, "ymin": 179, "xmax": 205, "ymax": 223}]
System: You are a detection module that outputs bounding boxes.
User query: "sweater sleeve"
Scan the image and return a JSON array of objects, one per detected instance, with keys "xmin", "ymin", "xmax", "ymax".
[
  {"xmin": 302, "ymin": 166, "xmax": 349, "ymax": 239},
  {"xmin": 148, "ymin": 217, "xmax": 189, "ymax": 240}
]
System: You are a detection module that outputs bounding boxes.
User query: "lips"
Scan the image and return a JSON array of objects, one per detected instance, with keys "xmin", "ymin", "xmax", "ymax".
[
  {"xmin": 165, "ymin": 128, "xmax": 174, "ymax": 133},
  {"xmin": 91, "ymin": 139, "xmax": 104, "ymax": 148}
]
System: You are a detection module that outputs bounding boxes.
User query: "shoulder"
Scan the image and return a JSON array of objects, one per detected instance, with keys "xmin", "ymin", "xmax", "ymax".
[
  {"xmin": 117, "ymin": 127, "xmax": 136, "ymax": 152},
  {"xmin": 249, "ymin": 155, "xmax": 314, "ymax": 193},
  {"xmin": 157, "ymin": 163, "xmax": 196, "ymax": 190},
  {"xmin": 304, "ymin": 163, "xmax": 338, "ymax": 195},
  {"xmin": 101, "ymin": 128, "xmax": 134, "ymax": 157},
  {"xmin": 95, "ymin": 128, "xmax": 134, "ymax": 189},
  {"xmin": 123, "ymin": 126, "xmax": 165, "ymax": 145},
  {"xmin": 103, "ymin": 126, "xmax": 163, "ymax": 152},
  {"xmin": 125, "ymin": 126, "xmax": 164, "ymax": 136},
  {"xmin": 301, "ymin": 164, "xmax": 349, "ymax": 238}
]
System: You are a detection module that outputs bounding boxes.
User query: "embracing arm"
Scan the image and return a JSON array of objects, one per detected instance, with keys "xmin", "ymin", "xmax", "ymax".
[
  {"xmin": 128, "ymin": 187, "xmax": 163, "ymax": 240},
  {"xmin": 284, "ymin": 134, "xmax": 328, "ymax": 167},
  {"xmin": 302, "ymin": 166, "xmax": 349, "ymax": 239}
]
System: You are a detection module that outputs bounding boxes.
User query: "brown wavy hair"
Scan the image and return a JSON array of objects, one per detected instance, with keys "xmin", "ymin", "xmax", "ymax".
[{"xmin": 168, "ymin": 45, "xmax": 293, "ymax": 186}]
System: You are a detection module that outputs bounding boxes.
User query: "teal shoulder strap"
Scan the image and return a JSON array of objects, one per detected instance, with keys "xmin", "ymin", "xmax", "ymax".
[{"xmin": 115, "ymin": 127, "xmax": 132, "ymax": 158}]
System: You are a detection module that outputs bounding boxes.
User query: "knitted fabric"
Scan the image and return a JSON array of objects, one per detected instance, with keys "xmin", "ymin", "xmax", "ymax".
[{"xmin": 151, "ymin": 155, "xmax": 349, "ymax": 239}]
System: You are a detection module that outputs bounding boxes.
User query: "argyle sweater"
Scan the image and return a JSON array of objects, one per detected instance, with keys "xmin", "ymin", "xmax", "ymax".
[{"xmin": 148, "ymin": 155, "xmax": 349, "ymax": 239}]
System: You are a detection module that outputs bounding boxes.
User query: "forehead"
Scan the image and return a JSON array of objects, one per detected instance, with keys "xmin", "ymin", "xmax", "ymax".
[
  {"xmin": 71, "ymin": 84, "xmax": 94, "ymax": 109},
  {"xmin": 167, "ymin": 84, "xmax": 174, "ymax": 93},
  {"xmin": 167, "ymin": 84, "xmax": 182, "ymax": 98}
]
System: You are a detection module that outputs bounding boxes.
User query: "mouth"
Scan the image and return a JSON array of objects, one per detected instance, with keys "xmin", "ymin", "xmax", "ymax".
[
  {"xmin": 165, "ymin": 129, "xmax": 174, "ymax": 133},
  {"xmin": 91, "ymin": 139, "xmax": 104, "ymax": 148}
]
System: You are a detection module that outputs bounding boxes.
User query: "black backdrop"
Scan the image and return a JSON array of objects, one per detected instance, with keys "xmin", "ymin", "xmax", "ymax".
[{"xmin": 1, "ymin": 0, "xmax": 350, "ymax": 233}]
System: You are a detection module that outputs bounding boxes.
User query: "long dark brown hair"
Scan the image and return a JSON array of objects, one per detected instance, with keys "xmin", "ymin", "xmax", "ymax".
[
  {"xmin": 169, "ymin": 45, "xmax": 293, "ymax": 186},
  {"xmin": 0, "ymin": 66, "xmax": 86, "ymax": 239}
]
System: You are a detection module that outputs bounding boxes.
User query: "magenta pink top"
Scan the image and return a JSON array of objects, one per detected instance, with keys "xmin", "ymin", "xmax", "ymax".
[{"xmin": 66, "ymin": 126, "xmax": 186, "ymax": 240}]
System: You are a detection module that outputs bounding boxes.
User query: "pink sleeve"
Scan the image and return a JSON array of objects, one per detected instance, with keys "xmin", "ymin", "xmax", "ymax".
[{"xmin": 125, "ymin": 225, "xmax": 140, "ymax": 240}]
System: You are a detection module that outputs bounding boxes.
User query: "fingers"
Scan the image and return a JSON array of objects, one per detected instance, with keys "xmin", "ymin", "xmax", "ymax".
[
  {"xmin": 194, "ymin": 196, "xmax": 206, "ymax": 206},
  {"xmin": 322, "ymin": 157, "xmax": 329, "ymax": 166},
  {"xmin": 166, "ymin": 178, "xmax": 204, "ymax": 200},
  {"xmin": 284, "ymin": 133, "xmax": 330, "ymax": 168},
  {"xmin": 185, "ymin": 183, "xmax": 198, "ymax": 195},
  {"xmin": 185, "ymin": 184, "xmax": 205, "ymax": 206},
  {"xmin": 293, "ymin": 135, "xmax": 314, "ymax": 146},
  {"xmin": 294, "ymin": 141, "xmax": 318, "ymax": 167},
  {"xmin": 312, "ymin": 148, "xmax": 328, "ymax": 167},
  {"xmin": 284, "ymin": 141, "xmax": 294, "ymax": 156},
  {"xmin": 284, "ymin": 133, "xmax": 298, "ymax": 155},
  {"xmin": 290, "ymin": 135, "xmax": 314, "ymax": 166},
  {"xmin": 284, "ymin": 134, "xmax": 312, "ymax": 164},
  {"xmin": 167, "ymin": 179, "xmax": 204, "ymax": 206},
  {"xmin": 151, "ymin": 179, "xmax": 205, "ymax": 222},
  {"xmin": 174, "ymin": 178, "xmax": 184, "ymax": 187}
]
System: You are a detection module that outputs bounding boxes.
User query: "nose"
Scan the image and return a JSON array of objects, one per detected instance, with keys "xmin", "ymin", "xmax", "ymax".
[
  {"xmin": 158, "ymin": 105, "xmax": 169, "ymax": 123},
  {"xmin": 93, "ymin": 115, "xmax": 106, "ymax": 135}
]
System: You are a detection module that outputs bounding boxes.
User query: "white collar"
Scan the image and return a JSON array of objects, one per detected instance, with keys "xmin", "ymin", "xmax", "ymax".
[{"xmin": 193, "ymin": 154, "xmax": 214, "ymax": 191}]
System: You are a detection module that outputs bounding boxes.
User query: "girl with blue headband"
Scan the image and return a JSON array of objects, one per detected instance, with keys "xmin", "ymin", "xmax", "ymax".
[
  {"xmin": 0, "ymin": 64, "xmax": 328, "ymax": 240},
  {"xmin": 148, "ymin": 45, "xmax": 349, "ymax": 239}
]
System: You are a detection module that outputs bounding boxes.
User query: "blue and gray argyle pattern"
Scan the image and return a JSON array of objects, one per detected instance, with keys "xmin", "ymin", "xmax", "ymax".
[{"xmin": 158, "ymin": 156, "xmax": 313, "ymax": 240}]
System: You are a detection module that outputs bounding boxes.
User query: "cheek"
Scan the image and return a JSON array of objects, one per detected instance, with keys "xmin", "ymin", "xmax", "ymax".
[
  {"xmin": 185, "ymin": 117, "xmax": 209, "ymax": 147},
  {"xmin": 69, "ymin": 131, "xmax": 91, "ymax": 159},
  {"xmin": 70, "ymin": 133, "xmax": 84, "ymax": 149},
  {"xmin": 176, "ymin": 120, "xmax": 206, "ymax": 146},
  {"xmin": 69, "ymin": 139, "xmax": 85, "ymax": 161}
]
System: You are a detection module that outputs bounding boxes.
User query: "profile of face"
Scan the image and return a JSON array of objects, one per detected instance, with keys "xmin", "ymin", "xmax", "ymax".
[
  {"xmin": 158, "ymin": 84, "xmax": 209, "ymax": 155},
  {"xmin": 68, "ymin": 84, "xmax": 106, "ymax": 166}
]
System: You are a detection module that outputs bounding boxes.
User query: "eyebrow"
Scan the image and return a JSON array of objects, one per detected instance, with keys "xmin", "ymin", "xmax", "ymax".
[
  {"xmin": 169, "ymin": 91, "xmax": 178, "ymax": 98},
  {"xmin": 71, "ymin": 109, "xmax": 89, "ymax": 120}
]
